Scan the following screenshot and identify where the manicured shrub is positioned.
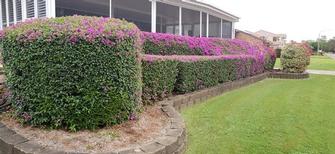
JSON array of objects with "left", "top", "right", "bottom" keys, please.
[
  {"left": 175, "top": 55, "right": 262, "bottom": 93},
  {"left": 1, "top": 16, "right": 142, "bottom": 131},
  {"left": 142, "top": 55, "right": 179, "bottom": 104},
  {"left": 281, "top": 44, "right": 311, "bottom": 73},
  {"left": 142, "top": 32, "right": 276, "bottom": 70},
  {"left": 142, "top": 55, "right": 263, "bottom": 94}
]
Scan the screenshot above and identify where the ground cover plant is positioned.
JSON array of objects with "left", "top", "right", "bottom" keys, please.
[
  {"left": 1, "top": 16, "right": 142, "bottom": 131},
  {"left": 182, "top": 75, "right": 335, "bottom": 154}
]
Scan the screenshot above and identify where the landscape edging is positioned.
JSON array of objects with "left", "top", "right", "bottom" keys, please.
[{"left": 0, "top": 71, "right": 311, "bottom": 154}]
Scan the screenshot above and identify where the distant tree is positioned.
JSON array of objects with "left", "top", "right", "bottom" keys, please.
[{"left": 327, "top": 38, "right": 335, "bottom": 53}]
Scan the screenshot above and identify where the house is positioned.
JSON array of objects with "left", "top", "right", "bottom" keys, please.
[
  {"left": 235, "top": 29, "right": 268, "bottom": 45},
  {"left": 0, "top": 0, "right": 239, "bottom": 39},
  {"left": 254, "top": 30, "right": 287, "bottom": 49}
]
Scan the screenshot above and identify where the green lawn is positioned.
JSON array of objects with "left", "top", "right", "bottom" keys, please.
[
  {"left": 275, "top": 56, "right": 335, "bottom": 70},
  {"left": 182, "top": 75, "right": 335, "bottom": 154}
]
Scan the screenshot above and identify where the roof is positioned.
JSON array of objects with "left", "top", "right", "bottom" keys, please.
[
  {"left": 157, "top": 0, "right": 239, "bottom": 22},
  {"left": 235, "top": 29, "right": 262, "bottom": 40},
  {"left": 255, "top": 30, "right": 287, "bottom": 38},
  {"left": 186, "top": 0, "right": 239, "bottom": 21}
]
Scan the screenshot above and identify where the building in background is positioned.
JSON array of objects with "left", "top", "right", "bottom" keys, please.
[
  {"left": 0, "top": 0, "right": 239, "bottom": 39},
  {"left": 254, "top": 30, "right": 287, "bottom": 49},
  {"left": 235, "top": 29, "right": 267, "bottom": 45}
]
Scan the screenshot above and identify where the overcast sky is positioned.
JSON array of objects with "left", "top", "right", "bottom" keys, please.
[{"left": 203, "top": 0, "right": 335, "bottom": 41}]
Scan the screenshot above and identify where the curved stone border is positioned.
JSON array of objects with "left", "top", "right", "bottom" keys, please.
[
  {"left": 268, "top": 71, "right": 310, "bottom": 79},
  {"left": 0, "top": 105, "right": 186, "bottom": 154},
  {"left": 1, "top": 71, "right": 311, "bottom": 154}
]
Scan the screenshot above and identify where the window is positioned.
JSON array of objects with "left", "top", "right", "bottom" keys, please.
[
  {"left": 222, "top": 20, "right": 232, "bottom": 38},
  {"left": 112, "top": 0, "right": 151, "bottom": 32},
  {"left": 26, "top": 0, "right": 34, "bottom": 18},
  {"left": 56, "top": 0, "right": 109, "bottom": 17},
  {"left": 202, "top": 12, "right": 207, "bottom": 37},
  {"left": 208, "top": 15, "right": 221, "bottom": 37},
  {"left": 182, "top": 8, "right": 200, "bottom": 37},
  {"left": 37, "top": 0, "right": 46, "bottom": 18},
  {"left": 156, "top": 2, "right": 179, "bottom": 35}
]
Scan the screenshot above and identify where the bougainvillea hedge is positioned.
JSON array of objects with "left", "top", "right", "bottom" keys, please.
[
  {"left": 143, "top": 55, "right": 264, "bottom": 95},
  {"left": 1, "top": 16, "right": 142, "bottom": 131},
  {"left": 142, "top": 32, "right": 276, "bottom": 70},
  {"left": 142, "top": 58, "right": 179, "bottom": 104}
]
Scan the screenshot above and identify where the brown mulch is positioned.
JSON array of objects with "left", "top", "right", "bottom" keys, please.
[{"left": 0, "top": 106, "right": 168, "bottom": 153}]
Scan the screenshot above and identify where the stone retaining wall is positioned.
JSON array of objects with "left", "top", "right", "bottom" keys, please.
[
  {"left": 0, "top": 71, "right": 310, "bottom": 154},
  {"left": 268, "top": 71, "right": 310, "bottom": 79}
]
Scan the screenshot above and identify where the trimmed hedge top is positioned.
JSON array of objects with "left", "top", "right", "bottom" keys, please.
[
  {"left": 1, "top": 16, "right": 142, "bottom": 131},
  {"left": 1, "top": 15, "right": 141, "bottom": 45}
]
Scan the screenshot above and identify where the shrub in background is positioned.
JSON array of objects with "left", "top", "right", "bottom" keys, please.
[
  {"left": 281, "top": 44, "right": 311, "bottom": 73},
  {"left": 142, "top": 55, "right": 178, "bottom": 104},
  {"left": 1, "top": 16, "right": 142, "bottom": 131}
]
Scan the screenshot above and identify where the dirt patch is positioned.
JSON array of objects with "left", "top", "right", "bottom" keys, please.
[{"left": 0, "top": 105, "right": 168, "bottom": 153}]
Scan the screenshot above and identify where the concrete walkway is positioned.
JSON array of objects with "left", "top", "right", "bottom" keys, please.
[
  {"left": 326, "top": 53, "right": 335, "bottom": 60},
  {"left": 307, "top": 70, "right": 335, "bottom": 76}
]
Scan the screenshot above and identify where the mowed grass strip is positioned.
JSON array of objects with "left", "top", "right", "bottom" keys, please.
[{"left": 182, "top": 75, "right": 335, "bottom": 154}]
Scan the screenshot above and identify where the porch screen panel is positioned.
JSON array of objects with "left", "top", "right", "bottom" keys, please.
[
  {"left": 1, "top": 0, "right": 6, "bottom": 27},
  {"left": 8, "top": 0, "right": 14, "bottom": 25},
  {"left": 156, "top": 2, "right": 179, "bottom": 35},
  {"left": 222, "top": 20, "right": 232, "bottom": 38},
  {"left": 112, "top": 0, "right": 151, "bottom": 32},
  {"left": 26, "top": 0, "right": 34, "bottom": 18},
  {"left": 182, "top": 8, "right": 200, "bottom": 37},
  {"left": 56, "top": 0, "right": 109, "bottom": 17},
  {"left": 208, "top": 15, "right": 221, "bottom": 37},
  {"left": 201, "top": 12, "right": 206, "bottom": 37},
  {"left": 37, "top": 0, "right": 46, "bottom": 17},
  {"left": 16, "top": 0, "right": 22, "bottom": 21}
]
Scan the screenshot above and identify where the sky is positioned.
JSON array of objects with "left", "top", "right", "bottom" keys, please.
[{"left": 202, "top": 0, "right": 335, "bottom": 42}]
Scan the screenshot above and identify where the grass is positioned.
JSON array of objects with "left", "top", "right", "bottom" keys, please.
[
  {"left": 182, "top": 75, "right": 335, "bottom": 154},
  {"left": 275, "top": 55, "right": 335, "bottom": 70}
]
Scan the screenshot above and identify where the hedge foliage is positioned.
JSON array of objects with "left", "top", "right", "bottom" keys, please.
[
  {"left": 142, "top": 58, "right": 178, "bottom": 104},
  {"left": 281, "top": 44, "right": 311, "bottom": 73},
  {"left": 1, "top": 16, "right": 142, "bottom": 131},
  {"left": 142, "top": 55, "right": 263, "bottom": 96}
]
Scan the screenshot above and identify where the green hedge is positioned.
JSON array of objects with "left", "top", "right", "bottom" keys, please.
[
  {"left": 142, "top": 59, "right": 178, "bottom": 104},
  {"left": 1, "top": 16, "right": 142, "bottom": 131},
  {"left": 142, "top": 55, "right": 261, "bottom": 95}
]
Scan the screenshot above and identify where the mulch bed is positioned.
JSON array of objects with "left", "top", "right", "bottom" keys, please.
[{"left": 0, "top": 105, "right": 168, "bottom": 153}]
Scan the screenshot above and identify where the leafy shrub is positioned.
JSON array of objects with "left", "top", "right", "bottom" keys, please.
[
  {"left": 1, "top": 16, "right": 142, "bottom": 131},
  {"left": 142, "top": 56, "right": 179, "bottom": 104},
  {"left": 142, "top": 32, "right": 276, "bottom": 70},
  {"left": 281, "top": 44, "right": 311, "bottom": 73},
  {"left": 141, "top": 55, "right": 263, "bottom": 94},
  {"left": 175, "top": 55, "right": 262, "bottom": 93}
]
